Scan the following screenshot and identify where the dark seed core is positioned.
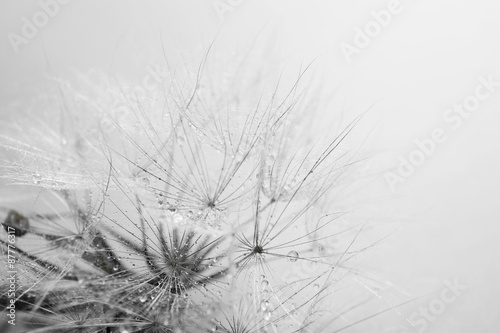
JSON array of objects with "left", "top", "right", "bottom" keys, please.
[{"left": 253, "top": 245, "right": 264, "bottom": 254}]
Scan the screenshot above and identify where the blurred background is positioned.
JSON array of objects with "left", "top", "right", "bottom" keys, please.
[{"left": 1, "top": 0, "right": 499, "bottom": 331}]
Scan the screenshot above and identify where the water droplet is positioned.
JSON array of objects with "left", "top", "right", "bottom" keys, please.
[
  {"left": 313, "top": 284, "right": 320, "bottom": 291},
  {"left": 139, "top": 296, "right": 147, "bottom": 303},
  {"left": 264, "top": 310, "right": 272, "bottom": 321},
  {"left": 140, "top": 177, "right": 150, "bottom": 186},
  {"left": 287, "top": 250, "right": 299, "bottom": 262},
  {"left": 32, "top": 173, "right": 42, "bottom": 184},
  {"left": 261, "top": 280, "right": 269, "bottom": 288},
  {"left": 260, "top": 300, "right": 269, "bottom": 311},
  {"left": 173, "top": 213, "right": 183, "bottom": 224}
]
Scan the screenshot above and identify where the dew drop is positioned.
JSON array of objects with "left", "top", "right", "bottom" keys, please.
[
  {"left": 287, "top": 250, "right": 299, "bottom": 262},
  {"left": 264, "top": 310, "right": 272, "bottom": 321},
  {"left": 141, "top": 177, "right": 150, "bottom": 186},
  {"left": 32, "top": 173, "right": 42, "bottom": 184},
  {"left": 260, "top": 300, "right": 269, "bottom": 311}
]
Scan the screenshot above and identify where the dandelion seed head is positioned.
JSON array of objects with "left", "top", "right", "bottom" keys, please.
[
  {"left": 0, "top": 38, "right": 397, "bottom": 333},
  {"left": 252, "top": 245, "right": 264, "bottom": 255}
]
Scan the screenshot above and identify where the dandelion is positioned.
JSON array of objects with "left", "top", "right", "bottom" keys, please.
[{"left": 0, "top": 41, "right": 403, "bottom": 333}]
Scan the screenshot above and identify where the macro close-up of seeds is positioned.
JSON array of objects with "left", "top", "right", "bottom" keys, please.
[{"left": 1, "top": 1, "right": 500, "bottom": 332}]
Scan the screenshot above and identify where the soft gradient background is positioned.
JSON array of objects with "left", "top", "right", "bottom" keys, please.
[{"left": 1, "top": 0, "right": 499, "bottom": 332}]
